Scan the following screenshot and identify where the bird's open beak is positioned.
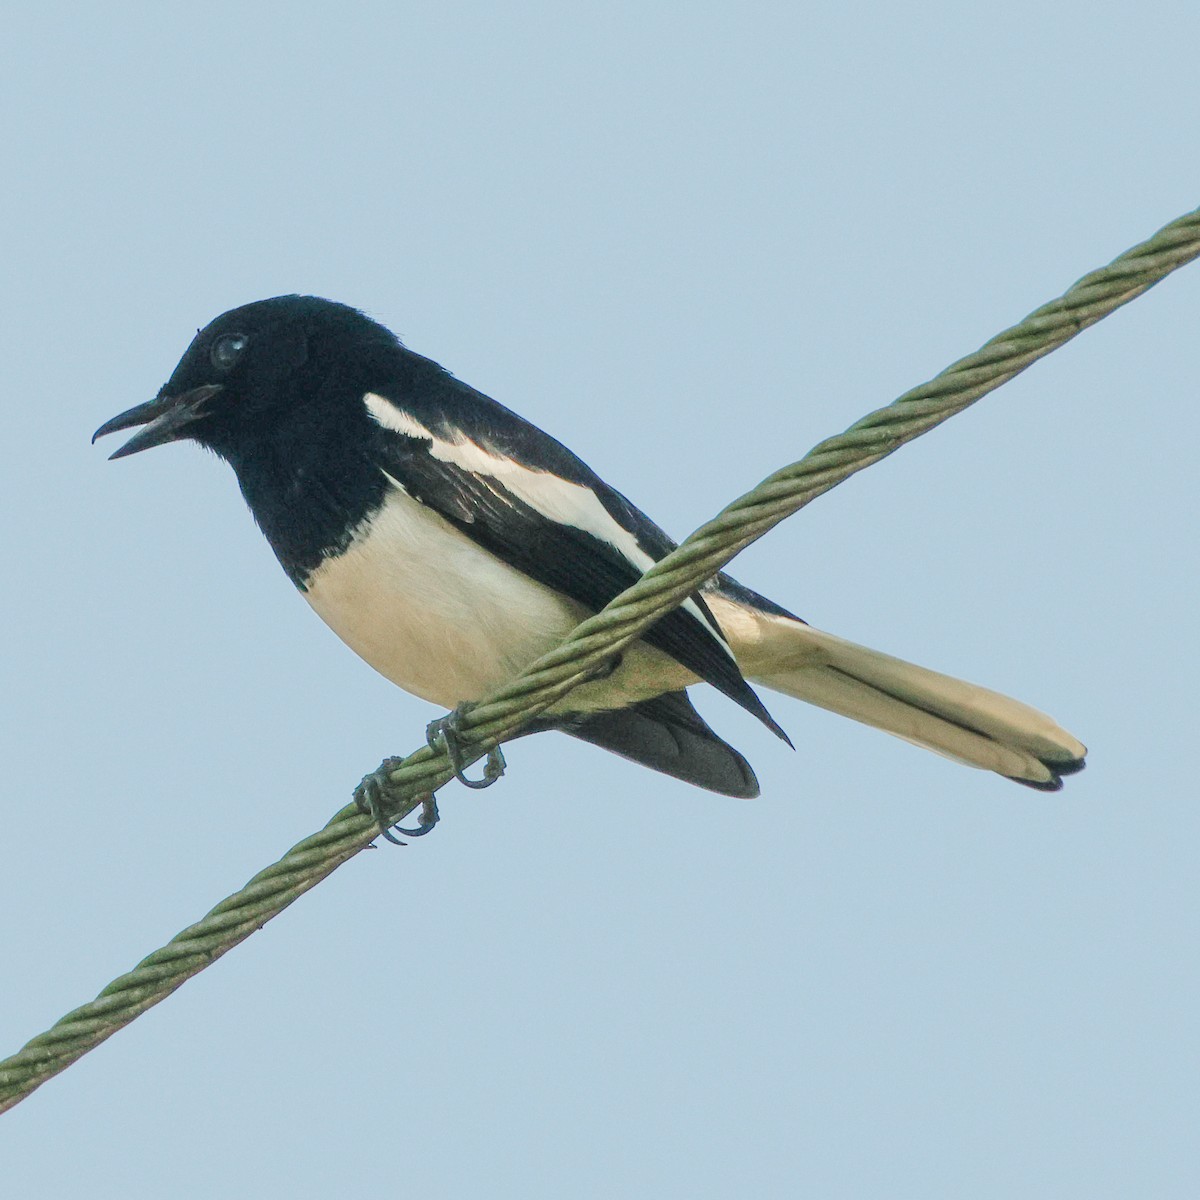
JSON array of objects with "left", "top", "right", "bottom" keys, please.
[{"left": 92, "top": 384, "right": 224, "bottom": 459}]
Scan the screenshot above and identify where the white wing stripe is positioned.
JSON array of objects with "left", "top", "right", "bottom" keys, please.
[{"left": 363, "top": 392, "right": 732, "bottom": 653}]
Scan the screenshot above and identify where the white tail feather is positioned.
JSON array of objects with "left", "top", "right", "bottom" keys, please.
[{"left": 707, "top": 596, "right": 1086, "bottom": 788}]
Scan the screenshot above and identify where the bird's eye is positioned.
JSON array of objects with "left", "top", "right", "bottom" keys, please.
[{"left": 211, "top": 333, "right": 249, "bottom": 371}]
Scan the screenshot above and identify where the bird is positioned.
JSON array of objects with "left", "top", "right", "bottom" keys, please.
[{"left": 94, "top": 295, "right": 1086, "bottom": 834}]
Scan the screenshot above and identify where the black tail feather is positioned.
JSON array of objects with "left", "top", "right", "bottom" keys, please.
[{"left": 558, "top": 692, "right": 759, "bottom": 798}]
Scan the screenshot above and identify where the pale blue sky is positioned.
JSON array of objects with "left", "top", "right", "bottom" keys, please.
[{"left": 2, "top": 3, "right": 1197, "bottom": 1196}]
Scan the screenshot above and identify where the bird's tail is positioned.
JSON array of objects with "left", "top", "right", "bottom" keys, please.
[{"left": 715, "top": 601, "right": 1086, "bottom": 789}]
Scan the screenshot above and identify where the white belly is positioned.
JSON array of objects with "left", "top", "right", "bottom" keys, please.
[{"left": 301, "top": 486, "right": 694, "bottom": 714}]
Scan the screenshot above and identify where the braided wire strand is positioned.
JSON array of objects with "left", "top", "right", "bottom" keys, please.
[{"left": 2, "top": 207, "right": 1197, "bottom": 1112}]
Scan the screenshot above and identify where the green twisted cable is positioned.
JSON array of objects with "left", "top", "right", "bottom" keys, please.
[{"left": 2, "top": 207, "right": 1197, "bottom": 1113}]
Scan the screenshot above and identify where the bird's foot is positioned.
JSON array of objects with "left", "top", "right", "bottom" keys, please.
[
  {"left": 354, "top": 757, "right": 441, "bottom": 846},
  {"left": 426, "top": 705, "right": 507, "bottom": 790}
]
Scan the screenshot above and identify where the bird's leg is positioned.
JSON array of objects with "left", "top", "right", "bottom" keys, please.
[
  {"left": 354, "top": 757, "right": 441, "bottom": 845},
  {"left": 426, "top": 704, "right": 507, "bottom": 790},
  {"left": 353, "top": 702, "right": 504, "bottom": 845}
]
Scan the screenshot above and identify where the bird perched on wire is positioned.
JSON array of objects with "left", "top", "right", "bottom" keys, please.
[{"left": 94, "top": 296, "right": 1086, "bottom": 837}]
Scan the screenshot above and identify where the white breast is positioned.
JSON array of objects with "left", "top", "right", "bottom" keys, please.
[{"left": 301, "top": 484, "right": 694, "bottom": 714}]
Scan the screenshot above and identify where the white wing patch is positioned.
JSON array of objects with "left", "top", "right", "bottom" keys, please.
[{"left": 363, "top": 391, "right": 733, "bottom": 653}]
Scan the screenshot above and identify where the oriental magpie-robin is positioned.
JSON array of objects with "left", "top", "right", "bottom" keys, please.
[{"left": 94, "top": 295, "right": 1086, "bottom": 822}]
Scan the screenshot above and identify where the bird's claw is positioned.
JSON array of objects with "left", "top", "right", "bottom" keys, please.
[
  {"left": 352, "top": 706, "right": 504, "bottom": 846},
  {"left": 426, "top": 705, "right": 507, "bottom": 790},
  {"left": 354, "top": 757, "right": 440, "bottom": 845},
  {"left": 395, "top": 794, "right": 441, "bottom": 839}
]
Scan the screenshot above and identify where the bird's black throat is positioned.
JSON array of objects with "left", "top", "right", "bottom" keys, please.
[{"left": 219, "top": 407, "right": 391, "bottom": 589}]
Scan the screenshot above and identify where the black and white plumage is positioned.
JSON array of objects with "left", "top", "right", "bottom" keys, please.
[{"left": 94, "top": 295, "right": 1087, "bottom": 800}]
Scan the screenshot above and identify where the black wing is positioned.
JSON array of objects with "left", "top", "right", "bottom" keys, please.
[{"left": 366, "top": 376, "right": 787, "bottom": 739}]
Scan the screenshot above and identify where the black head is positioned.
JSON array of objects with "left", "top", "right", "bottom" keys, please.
[{"left": 93, "top": 295, "right": 400, "bottom": 463}]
